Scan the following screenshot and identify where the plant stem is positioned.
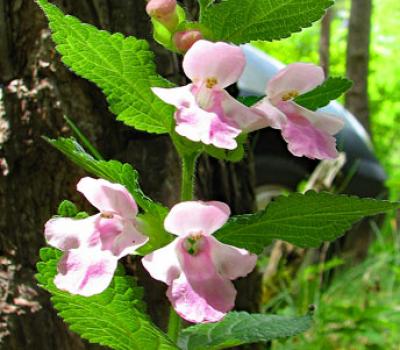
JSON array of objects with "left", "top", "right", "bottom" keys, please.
[
  {"left": 180, "top": 153, "right": 198, "bottom": 201},
  {"left": 167, "top": 152, "right": 198, "bottom": 342}
]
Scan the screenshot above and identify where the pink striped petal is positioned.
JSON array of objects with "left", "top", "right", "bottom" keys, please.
[
  {"left": 167, "top": 274, "right": 229, "bottom": 323},
  {"left": 142, "top": 240, "right": 181, "bottom": 285},
  {"left": 281, "top": 113, "right": 339, "bottom": 159},
  {"left": 183, "top": 40, "right": 245, "bottom": 89},
  {"left": 77, "top": 177, "right": 138, "bottom": 219},
  {"left": 267, "top": 63, "right": 324, "bottom": 105},
  {"left": 170, "top": 236, "right": 236, "bottom": 323},
  {"left": 164, "top": 201, "right": 230, "bottom": 236},
  {"left": 54, "top": 249, "right": 117, "bottom": 296},
  {"left": 95, "top": 217, "right": 148, "bottom": 258},
  {"left": 45, "top": 215, "right": 98, "bottom": 251},
  {"left": 221, "top": 91, "right": 270, "bottom": 132},
  {"left": 252, "top": 98, "right": 287, "bottom": 129},
  {"left": 209, "top": 236, "right": 257, "bottom": 280},
  {"left": 152, "top": 85, "right": 195, "bottom": 109}
]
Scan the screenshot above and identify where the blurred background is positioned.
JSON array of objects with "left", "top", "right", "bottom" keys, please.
[{"left": 0, "top": 0, "right": 399, "bottom": 349}]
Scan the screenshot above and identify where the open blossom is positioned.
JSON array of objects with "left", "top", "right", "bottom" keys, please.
[
  {"left": 253, "top": 63, "right": 345, "bottom": 159},
  {"left": 142, "top": 201, "right": 257, "bottom": 323},
  {"left": 45, "top": 177, "right": 148, "bottom": 296},
  {"left": 152, "top": 40, "right": 268, "bottom": 150}
]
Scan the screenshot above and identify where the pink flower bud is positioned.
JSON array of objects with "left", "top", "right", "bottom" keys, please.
[
  {"left": 146, "top": 0, "right": 178, "bottom": 31},
  {"left": 173, "top": 30, "right": 203, "bottom": 53}
]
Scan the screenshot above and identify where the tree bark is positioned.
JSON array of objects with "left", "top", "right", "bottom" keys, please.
[
  {"left": 345, "top": 0, "right": 373, "bottom": 133},
  {"left": 319, "top": 8, "right": 332, "bottom": 76},
  {"left": 0, "top": 1, "right": 259, "bottom": 349}
]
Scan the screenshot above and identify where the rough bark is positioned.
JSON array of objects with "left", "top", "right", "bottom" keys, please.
[
  {"left": 0, "top": 1, "right": 259, "bottom": 349},
  {"left": 319, "top": 8, "right": 332, "bottom": 76},
  {"left": 345, "top": 0, "right": 373, "bottom": 133}
]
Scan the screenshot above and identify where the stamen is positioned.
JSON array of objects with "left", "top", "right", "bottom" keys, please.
[
  {"left": 205, "top": 77, "right": 218, "bottom": 89},
  {"left": 183, "top": 232, "right": 204, "bottom": 256},
  {"left": 100, "top": 211, "right": 114, "bottom": 219},
  {"left": 282, "top": 90, "right": 299, "bottom": 101}
]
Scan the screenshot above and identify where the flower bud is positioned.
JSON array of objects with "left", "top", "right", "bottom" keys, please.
[
  {"left": 173, "top": 30, "right": 203, "bottom": 53},
  {"left": 146, "top": 0, "right": 178, "bottom": 31}
]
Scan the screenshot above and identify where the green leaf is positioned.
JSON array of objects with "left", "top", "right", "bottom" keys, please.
[
  {"left": 57, "top": 200, "right": 78, "bottom": 217},
  {"left": 237, "top": 96, "right": 264, "bottom": 107},
  {"left": 215, "top": 191, "right": 400, "bottom": 254},
  {"left": 36, "top": 0, "right": 174, "bottom": 134},
  {"left": 200, "top": 0, "right": 334, "bottom": 44},
  {"left": 45, "top": 136, "right": 173, "bottom": 252},
  {"left": 295, "top": 77, "right": 353, "bottom": 110},
  {"left": 178, "top": 312, "right": 313, "bottom": 350},
  {"left": 36, "top": 248, "right": 178, "bottom": 350},
  {"left": 203, "top": 133, "right": 248, "bottom": 163}
]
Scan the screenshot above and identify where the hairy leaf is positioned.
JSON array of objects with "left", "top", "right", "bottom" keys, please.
[
  {"left": 295, "top": 77, "right": 353, "bottom": 110},
  {"left": 178, "top": 311, "right": 313, "bottom": 350},
  {"left": 36, "top": 248, "right": 178, "bottom": 350},
  {"left": 215, "top": 191, "right": 399, "bottom": 254},
  {"left": 37, "top": 0, "right": 174, "bottom": 134},
  {"left": 201, "top": 0, "right": 334, "bottom": 44}
]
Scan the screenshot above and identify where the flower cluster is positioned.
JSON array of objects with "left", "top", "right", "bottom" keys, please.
[
  {"left": 45, "top": 178, "right": 256, "bottom": 322},
  {"left": 154, "top": 40, "right": 344, "bottom": 160},
  {"left": 44, "top": 35, "right": 344, "bottom": 324}
]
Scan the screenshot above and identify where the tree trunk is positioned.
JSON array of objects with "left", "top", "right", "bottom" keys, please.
[
  {"left": 0, "top": 1, "right": 259, "bottom": 349},
  {"left": 345, "top": 0, "right": 372, "bottom": 133},
  {"left": 319, "top": 8, "right": 332, "bottom": 76}
]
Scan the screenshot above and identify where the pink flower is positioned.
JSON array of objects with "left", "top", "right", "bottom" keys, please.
[
  {"left": 254, "top": 63, "right": 345, "bottom": 159},
  {"left": 152, "top": 40, "right": 268, "bottom": 150},
  {"left": 45, "top": 177, "right": 148, "bottom": 296},
  {"left": 142, "top": 201, "right": 257, "bottom": 323},
  {"left": 146, "top": 0, "right": 178, "bottom": 31}
]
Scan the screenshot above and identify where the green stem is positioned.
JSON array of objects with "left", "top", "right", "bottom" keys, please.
[
  {"left": 180, "top": 153, "right": 198, "bottom": 201},
  {"left": 167, "top": 152, "right": 198, "bottom": 342}
]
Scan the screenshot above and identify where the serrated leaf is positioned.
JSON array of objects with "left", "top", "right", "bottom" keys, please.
[
  {"left": 36, "top": 248, "right": 178, "bottom": 350},
  {"left": 178, "top": 312, "right": 312, "bottom": 350},
  {"left": 295, "top": 77, "right": 353, "bottom": 110},
  {"left": 200, "top": 0, "right": 334, "bottom": 44},
  {"left": 215, "top": 191, "right": 400, "bottom": 254},
  {"left": 46, "top": 136, "right": 173, "bottom": 252},
  {"left": 36, "top": 0, "right": 174, "bottom": 134}
]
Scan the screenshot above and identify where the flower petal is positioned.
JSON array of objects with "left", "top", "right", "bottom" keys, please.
[
  {"left": 169, "top": 236, "right": 236, "bottom": 323},
  {"left": 292, "top": 103, "right": 344, "bottom": 135},
  {"left": 77, "top": 177, "right": 138, "bottom": 218},
  {"left": 175, "top": 104, "right": 241, "bottom": 150},
  {"left": 167, "top": 274, "right": 229, "bottom": 323},
  {"left": 267, "top": 63, "right": 324, "bottom": 105},
  {"left": 95, "top": 217, "right": 148, "bottom": 258},
  {"left": 54, "top": 248, "right": 117, "bottom": 296},
  {"left": 209, "top": 236, "right": 257, "bottom": 280},
  {"left": 281, "top": 113, "right": 339, "bottom": 159},
  {"left": 221, "top": 91, "right": 270, "bottom": 132},
  {"left": 183, "top": 40, "right": 245, "bottom": 88},
  {"left": 45, "top": 215, "right": 98, "bottom": 251},
  {"left": 151, "top": 85, "right": 195, "bottom": 109},
  {"left": 142, "top": 239, "right": 181, "bottom": 285},
  {"left": 252, "top": 98, "right": 287, "bottom": 129},
  {"left": 164, "top": 201, "right": 230, "bottom": 236}
]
